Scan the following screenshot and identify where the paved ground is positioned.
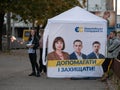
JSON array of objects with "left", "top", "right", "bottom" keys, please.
[{"left": 0, "top": 49, "right": 110, "bottom": 90}]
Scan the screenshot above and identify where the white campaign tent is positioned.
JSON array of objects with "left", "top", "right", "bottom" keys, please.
[{"left": 42, "top": 6, "right": 107, "bottom": 78}]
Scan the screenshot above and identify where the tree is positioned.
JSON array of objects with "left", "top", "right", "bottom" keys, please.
[
  {"left": 0, "top": 0, "right": 9, "bottom": 51},
  {"left": 0, "top": 0, "right": 82, "bottom": 51},
  {"left": 0, "top": 12, "right": 5, "bottom": 51},
  {"left": 10, "top": 0, "right": 81, "bottom": 27}
]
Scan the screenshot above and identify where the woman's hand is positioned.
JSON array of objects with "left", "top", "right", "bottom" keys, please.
[
  {"left": 26, "top": 44, "right": 34, "bottom": 48},
  {"left": 29, "top": 44, "right": 34, "bottom": 48}
]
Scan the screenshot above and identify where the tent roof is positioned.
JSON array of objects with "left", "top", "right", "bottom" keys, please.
[{"left": 48, "top": 6, "right": 106, "bottom": 23}]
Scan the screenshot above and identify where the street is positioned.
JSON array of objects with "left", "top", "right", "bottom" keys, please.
[{"left": 0, "top": 49, "right": 108, "bottom": 90}]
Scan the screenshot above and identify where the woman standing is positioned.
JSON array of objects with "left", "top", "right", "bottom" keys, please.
[
  {"left": 26, "top": 29, "right": 40, "bottom": 77},
  {"left": 39, "top": 30, "right": 47, "bottom": 74}
]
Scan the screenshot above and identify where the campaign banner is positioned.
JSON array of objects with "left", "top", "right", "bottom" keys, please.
[
  {"left": 46, "top": 23, "right": 106, "bottom": 78},
  {"left": 47, "top": 59, "right": 105, "bottom": 78}
]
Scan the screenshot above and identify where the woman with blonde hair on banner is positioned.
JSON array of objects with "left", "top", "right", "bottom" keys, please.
[{"left": 47, "top": 37, "right": 69, "bottom": 60}]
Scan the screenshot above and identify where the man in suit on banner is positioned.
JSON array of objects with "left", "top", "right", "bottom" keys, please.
[
  {"left": 70, "top": 39, "right": 86, "bottom": 60},
  {"left": 87, "top": 41, "right": 105, "bottom": 59}
]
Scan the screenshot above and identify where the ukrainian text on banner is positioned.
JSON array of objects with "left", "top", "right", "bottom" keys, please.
[
  {"left": 46, "top": 23, "right": 106, "bottom": 78},
  {"left": 47, "top": 59, "right": 105, "bottom": 78}
]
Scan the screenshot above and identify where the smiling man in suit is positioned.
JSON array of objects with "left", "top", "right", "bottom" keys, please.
[
  {"left": 87, "top": 41, "right": 105, "bottom": 59},
  {"left": 70, "top": 39, "right": 86, "bottom": 60}
]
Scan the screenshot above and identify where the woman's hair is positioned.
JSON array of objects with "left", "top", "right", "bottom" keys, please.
[
  {"left": 28, "top": 29, "right": 37, "bottom": 41},
  {"left": 111, "top": 30, "right": 117, "bottom": 36},
  {"left": 52, "top": 37, "right": 65, "bottom": 50},
  {"left": 104, "top": 11, "right": 110, "bottom": 17}
]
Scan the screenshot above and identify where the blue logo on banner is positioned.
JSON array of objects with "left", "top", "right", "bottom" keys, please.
[
  {"left": 75, "top": 26, "right": 103, "bottom": 32},
  {"left": 75, "top": 27, "right": 84, "bottom": 32}
]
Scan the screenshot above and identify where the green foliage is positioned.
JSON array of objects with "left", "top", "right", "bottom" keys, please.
[{"left": 0, "top": 0, "right": 81, "bottom": 25}]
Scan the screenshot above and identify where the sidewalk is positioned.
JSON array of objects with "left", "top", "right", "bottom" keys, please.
[
  {"left": 0, "top": 49, "right": 30, "bottom": 80},
  {"left": 0, "top": 49, "right": 112, "bottom": 90}
]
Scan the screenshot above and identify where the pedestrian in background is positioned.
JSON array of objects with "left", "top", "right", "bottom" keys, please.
[
  {"left": 26, "top": 29, "right": 40, "bottom": 77},
  {"left": 117, "top": 31, "right": 120, "bottom": 40},
  {"left": 117, "top": 31, "right": 120, "bottom": 60},
  {"left": 101, "top": 30, "right": 120, "bottom": 81},
  {"left": 39, "top": 30, "right": 47, "bottom": 75}
]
